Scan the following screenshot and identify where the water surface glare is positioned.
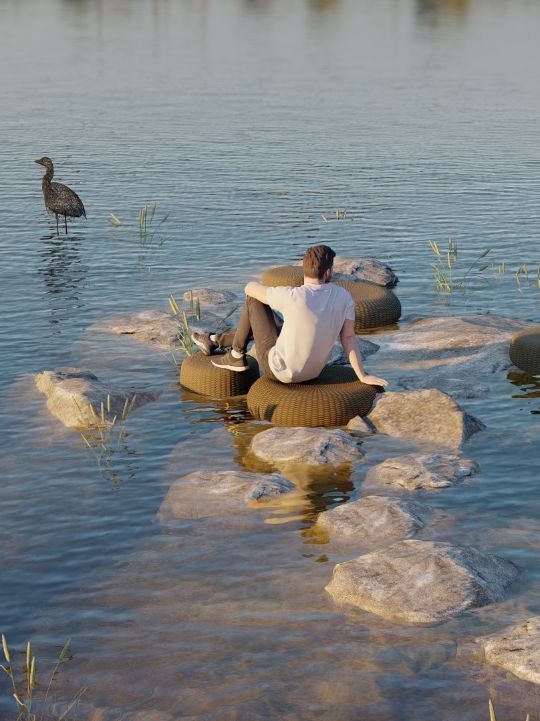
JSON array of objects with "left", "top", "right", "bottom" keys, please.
[{"left": 1, "top": 0, "right": 540, "bottom": 719}]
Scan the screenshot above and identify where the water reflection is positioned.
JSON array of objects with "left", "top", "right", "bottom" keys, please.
[
  {"left": 37, "top": 234, "right": 87, "bottom": 330},
  {"left": 307, "top": 0, "right": 341, "bottom": 12},
  {"left": 507, "top": 370, "right": 540, "bottom": 415},
  {"left": 416, "top": 0, "right": 469, "bottom": 25},
  {"left": 178, "top": 386, "right": 356, "bottom": 521}
]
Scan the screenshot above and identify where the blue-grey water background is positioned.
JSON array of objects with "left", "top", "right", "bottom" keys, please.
[{"left": 1, "top": 0, "right": 540, "bottom": 719}]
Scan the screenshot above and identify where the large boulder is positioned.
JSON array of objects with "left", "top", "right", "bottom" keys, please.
[
  {"left": 35, "top": 368, "right": 157, "bottom": 429},
  {"left": 364, "top": 453, "right": 479, "bottom": 490},
  {"left": 325, "top": 539, "right": 519, "bottom": 624},
  {"left": 368, "top": 389, "right": 485, "bottom": 448},
  {"left": 476, "top": 617, "right": 540, "bottom": 685},
  {"left": 250, "top": 427, "right": 363, "bottom": 466},
  {"left": 157, "top": 469, "right": 296, "bottom": 521},
  {"left": 293, "top": 256, "right": 398, "bottom": 287},
  {"left": 372, "top": 315, "right": 534, "bottom": 398},
  {"left": 100, "top": 308, "right": 227, "bottom": 352},
  {"left": 316, "top": 496, "right": 429, "bottom": 545},
  {"left": 332, "top": 257, "right": 399, "bottom": 287}
]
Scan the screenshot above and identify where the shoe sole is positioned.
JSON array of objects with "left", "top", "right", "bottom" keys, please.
[
  {"left": 210, "top": 361, "right": 248, "bottom": 372},
  {"left": 191, "top": 337, "right": 212, "bottom": 356}
]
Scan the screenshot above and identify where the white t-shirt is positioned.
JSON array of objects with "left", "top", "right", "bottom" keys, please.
[{"left": 265, "top": 282, "right": 355, "bottom": 383}]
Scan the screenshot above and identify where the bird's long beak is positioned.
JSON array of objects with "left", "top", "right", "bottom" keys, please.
[{"left": 34, "top": 159, "right": 43, "bottom": 165}]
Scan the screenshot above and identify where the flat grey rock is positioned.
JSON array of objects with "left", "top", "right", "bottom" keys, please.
[
  {"left": 157, "top": 470, "right": 296, "bottom": 521},
  {"left": 373, "top": 315, "right": 534, "bottom": 398},
  {"left": 476, "top": 617, "right": 540, "bottom": 685},
  {"left": 34, "top": 368, "right": 157, "bottom": 430},
  {"left": 325, "top": 539, "right": 519, "bottom": 624},
  {"left": 250, "top": 427, "right": 363, "bottom": 466},
  {"left": 101, "top": 308, "right": 225, "bottom": 351},
  {"left": 317, "top": 496, "right": 429, "bottom": 545},
  {"left": 368, "top": 389, "right": 485, "bottom": 448},
  {"left": 182, "top": 288, "right": 237, "bottom": 305},
  {"left": 365, "top": 452, "right": 479, "bottom": 490}
]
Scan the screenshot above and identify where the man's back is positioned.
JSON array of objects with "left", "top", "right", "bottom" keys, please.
[{"left": 265, "top": 282, "right": 355, "bottom": 383}]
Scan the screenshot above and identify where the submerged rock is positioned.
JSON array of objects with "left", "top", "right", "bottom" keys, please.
[
  {"left": 182, "top": 288, "right": 237, "bottom": 305},
  {"left": 368, "top": 389, "right": 485, "bottom": 448},
  {"left": 100, "top": 308, "right": 226, "bottom": 352},
  {"left": 476, "top": 617, "right": 540, "bottom": 685},
  {"left": 250, "top": 427, "right": 363, "bottom": 466},
  {"left": 325, "top": 539, "right": 519, "bottom": 624},
  {"left": 365, "top": 453, "right": 479, "bottom": 490},
  {"left": 157, "top": 469, "right": 296, "bottom": 521},
  {"left": 317, "top": 496, "right": 429, "bottom": 545},
  {"left": 373, "top": 315, "right": 534, "bottom": 398},
  {"left": 34, "top": 368, "right": 157, "bottom": 429}
]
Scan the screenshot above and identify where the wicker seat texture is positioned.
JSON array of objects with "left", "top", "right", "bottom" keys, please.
[
  {"left": 261, "top": 265, "right": 401, "bottom": 331},
  {"left": 509, "top": 327, "right": 540, "bottom": 375},
  {"left": 247, "top": 365, "right": 379, "bottom": 427},
  {"left": 180, "top": 352, "right": 260, "bottom": 398},
  {"left": 261, "top": 265, "right": 304, "bottom": 287}
]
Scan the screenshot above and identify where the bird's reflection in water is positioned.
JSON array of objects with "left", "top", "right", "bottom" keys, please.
[
  {"left": 415, "top": 0, "right": 469, "bottom": 26},
  {"left": 507, "top": 371, "right": 540, "bottom": 415},
  {"left": 37, "top": 233, "right": 87, "bottom": 332}
]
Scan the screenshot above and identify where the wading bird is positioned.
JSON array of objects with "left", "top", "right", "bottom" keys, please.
[{"left": 35, "top": 157, "right": 86, "bottom": 234}]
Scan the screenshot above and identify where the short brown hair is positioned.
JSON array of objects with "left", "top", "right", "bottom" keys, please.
[{"left": 303, "top": 245, "right": 336, "bottom": 280}]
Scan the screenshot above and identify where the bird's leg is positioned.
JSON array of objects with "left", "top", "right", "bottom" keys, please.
[
  {"left": 55, "top": 214, "right": 59, "bottom": 235},
  {"left": 64, "top": 215, "right": 68, "bottom": 234}
]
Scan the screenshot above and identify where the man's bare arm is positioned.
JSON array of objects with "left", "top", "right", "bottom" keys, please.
[
  {"left": 244, "top": 281, "right": 268, "bottom": 304},
  {"left": 340, "top": 319, "right": 388, "bottom": 387}
]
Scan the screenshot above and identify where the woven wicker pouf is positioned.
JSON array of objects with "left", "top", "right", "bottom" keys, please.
[
  {"left": 247, "top": 365, "right": 379, "bottom": 427},
  {"left": 261, "top": 265, "right": 401, "bottom": 331},
  {"left": 509, "top": 327, "right": 540, "bottom": 375},
  {"left": 180, "top": 352, "right": 260, "bottom": 398}
]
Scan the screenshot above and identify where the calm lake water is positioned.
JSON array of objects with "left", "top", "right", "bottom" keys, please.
[{"left": 1, "top": 0, "right": 540, "bottom": 719}]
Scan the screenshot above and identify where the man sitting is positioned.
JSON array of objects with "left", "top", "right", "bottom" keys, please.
[{"left": 191, "top": 244, "right": 388, "bottom": 388}]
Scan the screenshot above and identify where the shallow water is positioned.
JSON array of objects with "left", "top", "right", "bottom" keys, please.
[{"left": 1, "top": 0, "right": 540, "bottom": 719}]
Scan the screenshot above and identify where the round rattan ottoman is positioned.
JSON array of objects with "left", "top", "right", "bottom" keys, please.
[
  {"left": 509, "top": 327, "right": 540, "bottom": 375},
  {"left": 180, "top": 352, "right": 260, "bottom": 397},
  {"left": 247, "top": 365, "right": 380, "bottom": 427},
  {"left": 261, "top": 265, "right": 401, "bottom": 331}
]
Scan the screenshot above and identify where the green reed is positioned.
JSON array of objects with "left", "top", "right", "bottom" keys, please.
[
  {"left": 108, "top": 203, "right": 170, "bottom": 247},
  {"left": 1, "top": 635, "right": 83, "bottom": 721},
  {"left": 489, "top": 698, "right": 529, "bottom": 721},
  {"left": 79, "top": 393, "right": 137, "bottom": 475},
  {"left": 429, "top": 238, "right": 491, "bottom": 293},
  {"left": 168, "top": 292, "right": 238, "bottom": 361},
  {"left": 321, "top": 208, "right": 348, "bottom": 222}
]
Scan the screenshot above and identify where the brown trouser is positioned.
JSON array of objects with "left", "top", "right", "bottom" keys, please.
[{"left": 215, "top": 297, "right": 281, "bottom": 381}]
